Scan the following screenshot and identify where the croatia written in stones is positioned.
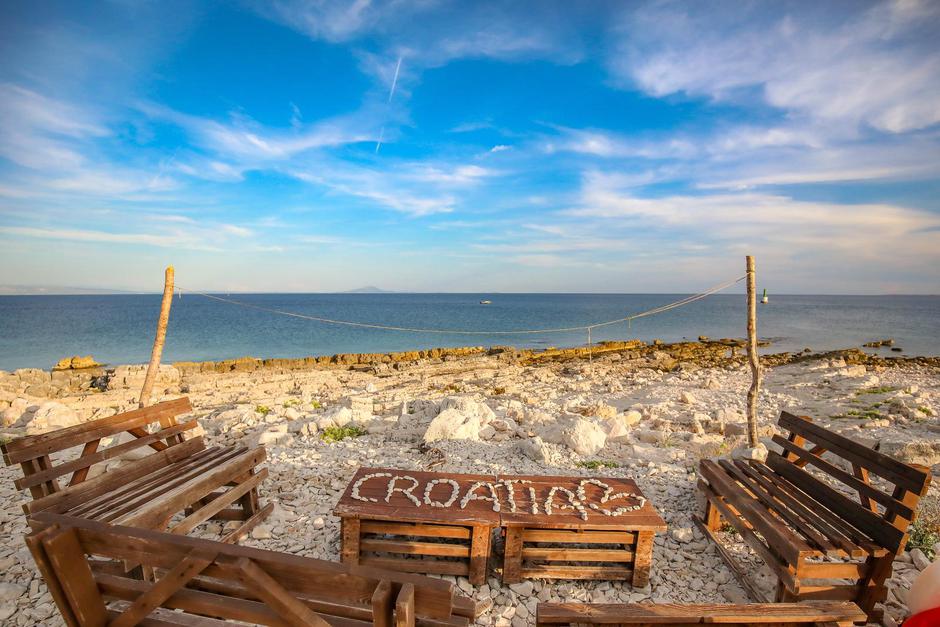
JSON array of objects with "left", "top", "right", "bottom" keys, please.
[{"left": 350, "top": 472, "right": 646, "bottom": 521}]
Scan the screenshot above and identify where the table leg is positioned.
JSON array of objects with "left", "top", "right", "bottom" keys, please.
[
  {"left": 469, "top": 525, "right": 491, "bottom": 585},
  {"left": 502, "top": 526, "right": 524, "bottom": 584},
  {"left": 632, "top": 530, "right": 654, "bottom": 588},
  {"left": 341, "top": 517, "right": 361, "bottom": 566}
]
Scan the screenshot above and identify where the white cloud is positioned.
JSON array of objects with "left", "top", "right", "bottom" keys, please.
[
  {"left": 0, "top": 226, "right": 222, "bottom": 251},
  {"left": 0, "top": 83, "right": 107, "bottom": 170},
  {"left": 560, "top": 171, "right": 940, "bottom": 280},
  {"left": 613, "top": 1, "right": 940, "bottom": 133}
]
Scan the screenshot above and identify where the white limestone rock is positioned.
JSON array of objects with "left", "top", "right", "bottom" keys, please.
[
  {"left": 423, "top": 408, "right": 482, "bottom": 442},
  {"left": 561, "top": 417, "right": 607, "bottom": 456},
  {"left": 731, "top": 443, "right": 768, "bottom": 462},
  {"left": 23, "top": 401, "right": 81, "bottom": 434}
]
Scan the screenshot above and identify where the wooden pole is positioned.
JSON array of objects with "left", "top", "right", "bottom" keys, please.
[
  {"left": 745, "top": 256, "right": 760, "bottom": 447},
  {"left": 139, "top": 266, "right": 175, "bottom": 408}
]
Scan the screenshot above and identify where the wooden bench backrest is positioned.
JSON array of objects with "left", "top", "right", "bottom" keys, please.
[
  {"left": 770, "top": 411, "right": 932, "bottom": 553},
  {"left": 28, "top": 512, "right": 464, "bottom": 627},
  {"left": 1, "top": 398, "right": 201, "bottom": 512}
]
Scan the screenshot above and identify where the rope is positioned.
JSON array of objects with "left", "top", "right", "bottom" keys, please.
[{"left": 176, "top": 275, "right": 745, "bottom": 336}]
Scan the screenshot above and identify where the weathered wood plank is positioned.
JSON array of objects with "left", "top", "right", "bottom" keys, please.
[
  {"left": 41, "top": 528, "right": 109, "bottom": 626},
  {"left": 15, "top": 421, "right": 197, "bottom": 491},
  {"left": 777, "top": 411, "right": 929, "bottom": 492},
  {"left": 2, "top": 398, "right": 192, "bottom": 463},
  {"left": 396, "top": 584, "right": 415, "bottom": 627},
  {"left": 535, "top": 601, "right": 866, "bottom": 625},
  {"left": 361, "top": 538, "right": 470, "bottom": 558},
  {"left": 109, "top": 548, "right": 217, "bottom": 627}
]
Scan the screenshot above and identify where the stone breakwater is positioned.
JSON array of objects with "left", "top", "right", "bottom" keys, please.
[{"left": 0, "top": 341, "right": 938, "bottom": 625}]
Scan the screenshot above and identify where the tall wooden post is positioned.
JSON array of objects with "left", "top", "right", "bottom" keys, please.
[
  {"left": 139, "top": 266, "right": 175, "bottom": 408},
  {"left": 745, "top": 256, "right": 760, "bottom": 447}
]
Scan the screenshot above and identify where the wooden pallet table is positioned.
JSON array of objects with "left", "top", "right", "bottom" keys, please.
[
  {"left": 335, "top": 468, "right": 667, "bottom": 587},
  {"left": 334, "top": 468, "right": 502, "bottom": 585},
  {"left": 499, "top": 474, "right": 666, "bottom": 586}
]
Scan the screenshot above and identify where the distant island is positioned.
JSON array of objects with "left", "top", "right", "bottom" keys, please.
[{"left": 342, "top": 286, "right": 395, "bottom": 294}]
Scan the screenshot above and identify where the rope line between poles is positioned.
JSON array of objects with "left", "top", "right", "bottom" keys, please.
[{"left": 176, "top": 275, "right": 745, "bottom": 336}]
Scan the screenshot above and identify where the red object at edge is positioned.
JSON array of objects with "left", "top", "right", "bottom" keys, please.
[{"left": 904, "top": 607, "right": 940, "bottom": 627}]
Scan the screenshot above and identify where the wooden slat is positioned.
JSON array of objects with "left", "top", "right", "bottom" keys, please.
[
  {"left": 372, "top": 580, "right": 393, "bottom": 627},
  {"left": 71, "top": 445, "right": 233, "bottom": 520},
  {"left": 522, "top": 547, "right": 634, "bottom": 562},
  {"left": 41, "top": 528, "right": 109, "bottom": 626},
  {"left": 733, "top": 460, "right": 864, "bottom": 558},
  {"left": 717, "top": 459, "right": 838, "bottom": 555},
  {"left": 109, "top": 548, "right": 218, "bottom": 627},
  {"left": 361, "top": 521, "right": 471, "bottom": 539},
  {"left": 127, "top": 426, "right": 169, "bottom": 452},
  {"left": 32, "top": 513, "right": 459, "bottom": 621},
  {"left": 766, "top": 452, "right": 904, "bottom": 551},
  {"left": 101, "top": 573, "right": 294, "bottom": 625},
  {"left": 771, "top": 435, "right": 914, "bottom": 520},
  {"left": 107, "top": 604, "right": 233, "bottom": 626},
  {"left": 2, "top": 398, "right": 192, "bottom": 464},
  {"left": 117, "top": 447, "right": 266, "bottom": 528},
  {"left": 396, "top": 584, "right": 415, "bottom": 627},
  {"left": 15, "top": 421, "right": 197, "bottom": 490},
  {"left": 227, "top": 556, "right": 331, "bottom": 626},
  {"left": 220, "top": 502, "right": 274, "bottom": 544},
  {"left": 468, "top": 525, "right": 491, "bottom": 586},
  {"left": 801, "top": 562, "right": 867, "bottom": 579},
  {"left": 169, "top": 468, "right": 268, "bottom": 536},
  {"left": 27, "top": 437, "right": 205, "bottom": 515},
  {"left": 25, "top": 526, "right": 81, "bottom": 627},
  {"left": 361, "top": 538, "right": 470, "bottom": 558},
  {"left": 777, "top": 412, "right": 929, "bottom": 492},
  {"left": 693, "top": 515, "right": 766, "bottom": 603},
  {"left": 68, "top": 440, "right": 100, "bottom": 486},
  {"left": 522, "top": 529, "right": 636, "bottom": 544},
  {"left": 360, "top": 556, "right": 469, "bottom": 577},
  {"left": 104, "top": 447, "right": 255, "bottom": 525},
  {"left": 700, "top": 460, "right": 814, "bottom": 564},
  {"left": 746, "top": 461, "right": 885, "bottom": 557},
  {"left": 535, "top": 601, "right": 866, "bottom": 625},
  {"left": 697, "top": 479, "right": 799, "bottom": 591},
  {"left": 98, "top": 570, "right": 377, "bottom": 625},
  {"left": 522, "top": 565, "right": 632, "bottom": 580}
]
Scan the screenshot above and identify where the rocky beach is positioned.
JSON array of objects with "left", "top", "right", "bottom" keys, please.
[{"left": 1, "top": 341, "right": 938, "bottom": 626}]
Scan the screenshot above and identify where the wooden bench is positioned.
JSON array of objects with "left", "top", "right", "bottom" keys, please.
[
  {"left": 697, "top": 411, "right": 932, "bottom": 623},
  {"left": 27, "top": 512, "right": 475, "bottom": 626},
  {"left": 536, "top": 601, "right": 867, "bottom": 627},
  {"left": 2, "top": 397, "right": 272, "bottom": 542}
]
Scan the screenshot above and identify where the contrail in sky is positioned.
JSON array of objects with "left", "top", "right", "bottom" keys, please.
[
  {"left": 375, "top": 56, "right": 403, "bottom": 154},
  {"left": 387, "top": 56, "right": 402, "bottom": 103}
]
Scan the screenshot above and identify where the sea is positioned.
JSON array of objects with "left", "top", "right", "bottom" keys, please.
[{"left": 0, "top": 293, "right": 938, "bottom": 371}]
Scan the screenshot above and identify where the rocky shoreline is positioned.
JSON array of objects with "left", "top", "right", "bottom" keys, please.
[
  {"left": 0, "top": 342, "right": 938, "bottom": 626},
  {"left": 5, "top": 339, "right": 940, "bottom": 401}
]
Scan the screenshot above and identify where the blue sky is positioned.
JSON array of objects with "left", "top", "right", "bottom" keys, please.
[{"left": 1, "top": 0, "right": 939, "bottom": 294}]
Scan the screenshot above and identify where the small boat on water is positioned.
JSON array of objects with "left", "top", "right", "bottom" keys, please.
[
  {"left": 480, "top": 299, "right": 492, "bottom": 305},
  {"left": 761, "top": 288, "right": 769, "bottom": 304}
]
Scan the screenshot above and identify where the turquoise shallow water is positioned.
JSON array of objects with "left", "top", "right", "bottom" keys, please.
[{"left": 0, "top": 293, "right": 938, "bottom": 370}]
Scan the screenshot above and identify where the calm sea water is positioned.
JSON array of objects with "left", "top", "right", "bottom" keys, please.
[{"left": 0, "top": 293, "right": 938, "bottom": 370}]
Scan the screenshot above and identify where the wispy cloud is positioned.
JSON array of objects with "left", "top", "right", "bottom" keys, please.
[{"left": 612, "top": 1, "right": 940, "bottom": 133}]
